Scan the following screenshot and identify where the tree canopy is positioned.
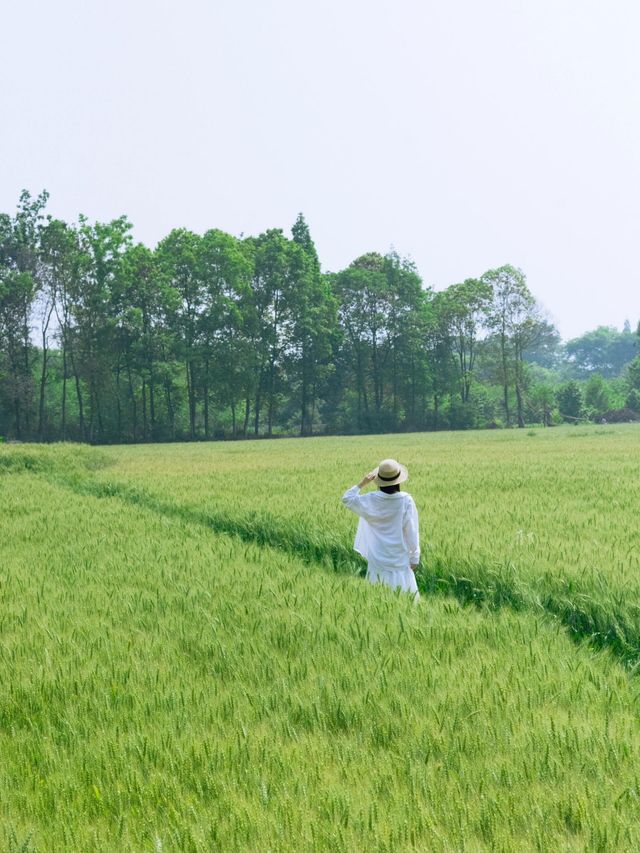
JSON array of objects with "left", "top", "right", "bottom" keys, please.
[{"left": 0, "top": 192, "right": 637, "bottom": 442}]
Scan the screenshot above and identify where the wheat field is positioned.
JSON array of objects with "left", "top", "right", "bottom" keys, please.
[{"left": 2, "top": 425, "right": 640, "bottom": 851}]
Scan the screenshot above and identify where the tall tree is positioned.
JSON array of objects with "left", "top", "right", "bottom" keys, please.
[
  {"left": 426, "top": 291, "right": 457, "bottom": 429},
  {"left": 332, "top": 251, "right": 429, "bottom": 432},
  {"left": 0, "top": 270, "right": 35, "bottom": 438},
  {"left": 290, "top": 214, "right": 337, "bottom": 435},
  {"left": 0, "top": 190, "right": 49, "bottom": 437},
  {"left": 333, "top": 253, "right": 391, "bottom": 430},
  {"left": 114, "top": 243, "right": 170, "bottom": 440},
  {"left": 156, "top": 229, "right": 204, "bottom": 439},
  {"left": 38, "top": 218, "right": 79, "bottom": 438},
  {"left": 383, "top": 251, "right": 429, "bottom": 427},
  {"left": 69, "top": 216, "right": 132, "bottom": 441},
  {"left": 243, "top": 230, "right": 297, "bottom": 436},
  {"left": 439, "top": 278, "right": 492, "bottom": 404},
  {"left": 48, "top": 221, "right": 86, "bottom": 440},
  {"left": 199, "top": 229, "right": 252, "bottom": 437},
  {"left": 483, "top": 265, "right": 542, "bottom": 427}
]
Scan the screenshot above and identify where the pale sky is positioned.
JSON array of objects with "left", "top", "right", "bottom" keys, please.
[{"left": 2, "top": 0, "right": 639, "bottom": 339}]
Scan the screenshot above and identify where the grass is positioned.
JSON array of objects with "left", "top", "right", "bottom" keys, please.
[
  {"left": 49, "top": 424, "right": 640, "bottom": 662},
  {"left": 2, "top": 427, "right": 640, "bottom": 850}
]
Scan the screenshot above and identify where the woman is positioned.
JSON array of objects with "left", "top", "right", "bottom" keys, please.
[{"left": 341, "top": 458, "right": 420, "bottom": 598}]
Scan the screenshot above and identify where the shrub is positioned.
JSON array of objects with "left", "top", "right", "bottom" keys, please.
[
  {"left": 626, "top": 388, "right": 640, "bottom": 413},
  {"left": 598, "top": 407, "right": 640, "bottom": 423},
  {"left": 557, "top": 381, "right": 583, "bottom": 422}
]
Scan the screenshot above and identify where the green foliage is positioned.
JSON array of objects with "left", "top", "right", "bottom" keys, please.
[
  {"left": 331, "top": 251, "right": 428, "bottom": 433},
  {"left": 627, "top": 355, "right": 640, "bottom": 391},
  {"left": 481, "top": 265, "right": 545, "bottom": 427},
  {"left": 1, "top": 190, "right": 638, "bottom": 442},
  {"left": 557, "top": 380, "right": 584, "bottom": 421},
  {"left": 291, "top": 211, "right": 320, "bottom": 273},
  {"left": 522, "top": 320, "right": 562, "bottom": 368},
  {"left": 565, "top": 325, "right": 637, "bottom": 377},
  {"left": 626, "top": 388, "right": 640, "bottom": 412},
  {"left": 584, "top": 374, "right": 612, "bottom": 416},
  {"left": 524, "top": 381, "right": 557, "bottom": 426},
  {"left": 436, "top": 278, "right": 492, "bottom": 405}
]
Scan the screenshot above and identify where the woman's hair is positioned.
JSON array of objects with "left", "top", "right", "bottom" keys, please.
[{"left": 379, "top": 484, "right": 401, "bottom": 494}]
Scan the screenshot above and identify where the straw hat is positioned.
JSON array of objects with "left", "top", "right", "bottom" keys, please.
[{"left": 374, "top": 458, "right": 408, "bottom": 487}]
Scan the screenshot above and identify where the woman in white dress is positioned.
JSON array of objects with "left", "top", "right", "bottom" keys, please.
[{"left": 341, "top": 459, "right": 420, "bottom": 598}]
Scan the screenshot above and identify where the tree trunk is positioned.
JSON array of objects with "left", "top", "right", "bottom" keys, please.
[
  {"left": 55, "top": 303, "right": 69, "bottom": 441},
  {"left": 371, "top": 332, "right": 382, "bottom": 418},
  {"left": 142, "top": 380, "right": 148, "bottom": 441},
  {"left": 355, "top": 343, "right": 370, "bottom": 430},
  {"left": 186, "top": 359, "right": 196, "bottom": 439},
  {"left": 9, "top": 350, "right": 22, "bottom": 439},
  {"left": 96, "top": 393, "right": 105, "bottom": 440},
  {"left": 458, "top": 343, "right": 466, "bottom": 403},
  {"left": 115, "top": 364, "right": 123, "bottom": 440},
  {"left": 466, "top": 339, "right": 476, "bottom": 404},
  {"left": 88, "top": 381, "right": 95, "bottom": 444},
  {"left": 515, "top": 347, "right": 525, "bottom": 428},
  {"left": 243, "top": 397, "right": 251, "bottom": 437},
  {"left": 299, "top": 355, "right": 308, "bottom": 437},
  {"left": 254, "top": 370, "right": 263, "bottom": 436},
  {"left": 126, "top": 363, "right": 138, "bottom": 441},
  {"left": 60, "top": 339, "right": 67, "bottom": 441},
  {"left": 149, "top": 374, "right": 156, "bottom": 440},
  {"left": 38, "top": 300, "right": 55, "bottom": 440},
  {"left": 500, "top": 330, "right": 510, "bottom": 425},
  {"left": 309, "top": 379, "right": 317, "bottom": 436},
  {"left": 267, "top": 358, "right": 276, "bottom": 437},
  {"left": 22, "top": 308, "right": 31, "bottom": 435},
  {"left": 164, "top": 378, "right": 175, "bottom": 439},
  {"left": 515, "top": 383, "right": 525, "bottom": 428},
  {"left": 392, "top": 345, "right": 398, "bottom": 425},
  {"left": 92, "top": 380, "right": 105, "bottom": 441},
  {"left": 70, "top": 347, "right": 85, "bottom": 440},
  {"left": 38, "top": 348, "right": 48, "bottom": 440},
  {"left": 409, "top": 354, "right": 416, "bottom": 427},
  {"left": 203, "top": 358, "right": 210, "bottom": 439}
]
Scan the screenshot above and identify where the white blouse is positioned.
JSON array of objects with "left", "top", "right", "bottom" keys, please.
[{"left": 341, "top": 485, "right": 420, "bottom": 572}]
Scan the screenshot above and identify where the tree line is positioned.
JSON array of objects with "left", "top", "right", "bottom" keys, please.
[{"left": 1, "top": 190, "right": 638, "bottom": 443}]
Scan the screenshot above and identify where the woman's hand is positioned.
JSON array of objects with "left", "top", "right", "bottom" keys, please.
[{"left": 357, "top": 471, "right": 377, "bottom": 490}]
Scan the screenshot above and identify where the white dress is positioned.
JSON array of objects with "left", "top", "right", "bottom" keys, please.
[{"left": 341, "top": 485, "right": 420, "bottom": 598}]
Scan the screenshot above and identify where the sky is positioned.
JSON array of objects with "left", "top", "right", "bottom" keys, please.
[{"left": 2, "top": 0, "right": 639, "bottom": 340}]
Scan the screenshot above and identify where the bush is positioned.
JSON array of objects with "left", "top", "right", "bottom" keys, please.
[
  {"left": 584, "top": 375, "right": 612, "bottom": 415},
  {"left": 557, "top": 381, "right": 584, "bottom": 422},
  {"left": 626, "top": 389, "right": 640, "bottom": 413},
  {"left": 598, "top": 408, "right": 640, "bottom": 423}
]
